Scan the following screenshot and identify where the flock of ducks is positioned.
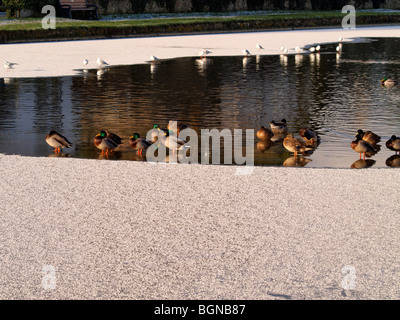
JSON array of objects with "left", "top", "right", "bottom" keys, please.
[
  {"left": 45, "top": 116, "right": 400, "bottom": 165},
  {"left": 256, "top": 119, "right": 400, "bottom": 163},
  {"left": 45, "top": 121, "right": 190, "bottom": 157},
  {"left": 9, "top": 36, "right": 400, "bottom": 166},
  {"left": 257, "top": 120, "right": 321, "bottom": 158}
]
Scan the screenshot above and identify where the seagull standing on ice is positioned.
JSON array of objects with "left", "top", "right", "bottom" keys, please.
[
  {"left": 256, "top": 43, "right": 264, "bottom": 50},
  {"left": 150, "top": 55, "right": 158, "bottom": 61},
  {"left": 4, "top": 61, "right": 18, "bottom": 70},
  {"left": 83, "top": 59, "right": 88, "bottom": 66},
  {"left": 243, "top": 49, "right": 251, "bottom": 57},
  {"left": 199, "top": 49, "right": 211, "bottom": 59},
  {"left": 295, "top": 46, "right": 302, "bottom": 54},
  {"left": 97, "top": 58, "right": 109, "bottom": 68},
  {"left": 309, "top": 47, "right": 316, "bottom": 53},
  {"left": 316, "top": 45, "right": 321, "bottom": 52}
]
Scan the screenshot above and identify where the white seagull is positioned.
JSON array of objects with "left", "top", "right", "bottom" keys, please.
[
  {"left": 96, "top": 58, "right": 109, "bottom": 68},
  {"left": 83, "top": 59, "right": 88, "bottom": 66},
  {"left": 256, "top": 43, "right": 264, "bottom": 50},
  {"left": 295, "top": 46, "right": 302, "bottom": 54},
  {"left": 316, "top": 45, "right": 321, "bottom": 52},
  {"left": 243, "top": 49, "right": 251, "bottom": 57},
  {"left": 199, "top": 49, "right": 211, "bottom": 58},
  {"left": 150, "top": 55, "right": 158, "bottom": 61},
  {"left": 309, "top": 47, "right": 316, "bottom": 53},
  {"left": 4, "top": 61, "right": 18, "bottom": 70}
]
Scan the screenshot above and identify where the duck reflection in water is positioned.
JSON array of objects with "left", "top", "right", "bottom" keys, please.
[
  {"left": 256, "top": 139, "right": 273, "bottom": 153},
  {"left": 98, "top": 151, "right": 122, "bottom": 160},
  {"left": 47, "top": 152, "right": 72, "bottom": 158},
  {"left": 350, "top": 159, "right": 376, "bottom": 169},
  {"left": 283, "top": 156, "right": 312, "bottom": 167},
  {"left": 386, "top": 155, "right": 400, "bottom": 167}
]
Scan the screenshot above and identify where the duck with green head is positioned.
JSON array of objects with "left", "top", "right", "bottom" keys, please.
[
  {"left": 94, "top": 130, "right": 122, "bottom": 155},
  {"left": 160, "top": 130, "right": 189, "bottom": 153},
  {"left": 150, "top": 124, "right": 168, "bottom": 143},
  {"left": 129, "top": 133, "right": 152, "bottom": 156},
  {"left": 381, "top": 77, "right": 398, "bottom": 87}
]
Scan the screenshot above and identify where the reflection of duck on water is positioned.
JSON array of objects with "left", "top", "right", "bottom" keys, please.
[
  {"left": 256, "top": 139, "right": 273, "bottom": 153},
  {"left": 97, "top": 151, "right": 122, "bottom": 160},
  {"left": 283, "top": 156, "right": 312, "bottom": 167},
  {"left": 351, "top": 159, "right": 376, "bottom": 169},
  {"left": 386, "top": 155, "right": 400, "bottom": 167}
]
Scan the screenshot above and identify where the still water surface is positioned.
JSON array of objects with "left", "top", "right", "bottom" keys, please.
[{"left": 1, "top": 38, "right": 400, "bottom": 168}]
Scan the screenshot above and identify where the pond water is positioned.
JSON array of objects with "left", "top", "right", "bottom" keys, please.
[{"left": 0, "top": 37, "right": 400, "bottom": 168}]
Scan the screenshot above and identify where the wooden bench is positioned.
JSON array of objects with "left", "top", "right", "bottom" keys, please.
[{"left": 57, "top": 0, "right": 99, "bottom": 20}]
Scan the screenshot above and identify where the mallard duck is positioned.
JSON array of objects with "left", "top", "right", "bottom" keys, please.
[
  {"left": 299, "top": 127, "right": 320, "bottom": 145},
  {"left": 94, "top": 130, "right": 122, "bottom": 155},
  {"left": 129, "top": 133, "right": 152, "bottom": 156},
  {"left": 351, "top": 133, "right": 378, "bottom": 160},
  {"left": 256, "top": 126, "right": 274, "bottom": 140},
  {"left": 45, "top": 130, "right": 73, "bottom": 153},
  {"left": 283, "top": 134, "right": 314, "bottom": 157},
  {"left": 160, "top": 130, "right": 188, "bottom": 153},
  {"left": 167, "top": 121, "right": 189, "bottom": 135},
  {"left": 150, "top": 124, "right": 168, "bottom": 143},
  {"left": 269, "top": 119, "right": 288, "bottom": 134},
  {"left": 386, "top": 135, "right": 400, "bottom": 154},
  {"left": 356, "top": 129, "right": 380, "bottom": 146},
  {"left": 381, "top": 77, "right": 398, "bottom": 87}
]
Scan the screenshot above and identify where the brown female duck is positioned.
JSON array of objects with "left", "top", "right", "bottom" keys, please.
[
  {"left": 283, "top": 133, "right": 314, "bottom": 157},
  {"left": 351, "top": 133, "right": 378, "bottom": 160},
  {"left": 386, "top": 135, "right": 400, "bottom": 154}
]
